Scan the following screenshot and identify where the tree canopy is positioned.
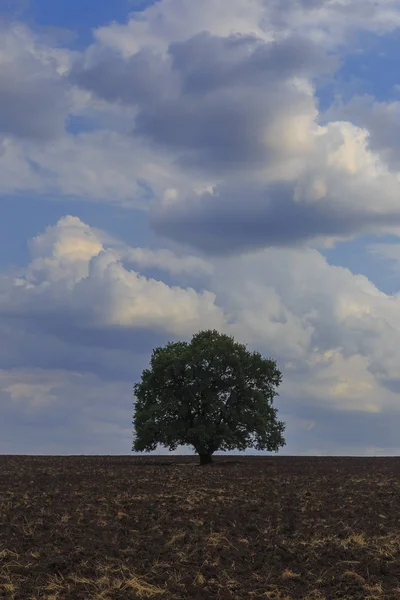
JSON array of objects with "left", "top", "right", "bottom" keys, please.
[{"left": 132, "top": 329, "right": 286, "bottom": 465}]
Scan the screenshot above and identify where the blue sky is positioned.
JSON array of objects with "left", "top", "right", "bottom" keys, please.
[
  {"left": 4, "top": 0, "right": 158, "bottom": 46},
  {"left": 2, "top": 0, "right": 400, "bottom": 457}
]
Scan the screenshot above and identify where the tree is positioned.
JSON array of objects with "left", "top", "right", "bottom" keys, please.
[{"left": 132, "top": 329, "right": 286, "bottom": 465}]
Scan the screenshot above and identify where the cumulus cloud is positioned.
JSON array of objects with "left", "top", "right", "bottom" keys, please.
[
  {"left": 0, "top": 216, "right": 225, "bottom": 338},
  {"left": 4, "top": 216, "right": 400, "bottom": 419},
  {"left": 70, "top": 31, "right": 333, "bottom": 175},
  {"left": 4, "top": 0, "right": 400, "bottom": 456},
  {"left": 4, "top": 2, "right": 400, "bottom": 248},
  {"left": 68, "top": 9, "right": 400, "bottom": 252},
  {"left": 18, "top": 217, "right": 400, "bottom": 420},
  {"left": 72, "top": 31, "right": 335, "bottom": 103},
  {"left": 2, "top": 216, "right": 400, "bottom": 454},
  {"left": 324, "top": 95, "right": 400, "bottom": 172},
  {"left": 0, "top": 23, "right": 207, "bottom": 205},
  {"left": 150, "top": 135, "right": 400, "bottom": 255},
  {"left": 209, "top": 246, "right": 400, "bottom": 417}
]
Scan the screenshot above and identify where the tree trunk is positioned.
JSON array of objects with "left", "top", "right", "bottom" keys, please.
[{"left": 199, "top": 452, "right": 213, "bottom": 466}]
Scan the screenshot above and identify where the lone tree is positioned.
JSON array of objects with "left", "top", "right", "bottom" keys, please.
[{"left": 132, "top": 329, "right": 286, "bottom": 465}]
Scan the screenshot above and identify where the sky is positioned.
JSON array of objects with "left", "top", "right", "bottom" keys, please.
[{"left": 2, "top": 0, "right": 400, "bottom": 457}]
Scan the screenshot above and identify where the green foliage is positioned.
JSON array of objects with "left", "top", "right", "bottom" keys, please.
[{"left": 132, "top": 329, "right": 286, "bottom": 460}]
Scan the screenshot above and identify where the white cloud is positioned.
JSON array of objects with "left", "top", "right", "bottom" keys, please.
[
  {"left": 208, "top": 246, "right": 400, "bottom": 414},
  {"left": 0, "top": 129, "right": 212, "bottom": 207},
  {"left": 3, "top": 216, "right": 400, "bottom": 419},
  {"left": 4, "top": 1, "right": 400, "bottom": 456},
  {"left": 266, "top": 0, "right": 400, "bottom": 45},
  {"left": 95, "top": 0, "right": 273, "bottom": 57},
  {"left": 324, "top": 95, "right": 400, "bottom": 172},
  {"left": 3, "top": 4, "right": 400, "bottom": 243},
  {"left": 2, "top": 216, "right": 400, "bottom": 454},
  {"left": 0, "top": 22, "right": 211, "bottom": 205},
  {"left": 1, "top": 216, "right": 225, "bottom": 337},
  {"left": 25, "top": 216, "right": 103, "bottom": 284},
  {"left": 69, "top": 12, "right": 400, "bottom": 251},
  {"left": 151, "top": 116, "right": 400, "bottom": 253},
  {"left": 95, "top": 0, "right": 400, "bottom": 57}
]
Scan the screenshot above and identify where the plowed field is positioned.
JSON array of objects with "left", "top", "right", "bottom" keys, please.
[{"left": 1, "top": 455, "right": 400, "bottom": 599}]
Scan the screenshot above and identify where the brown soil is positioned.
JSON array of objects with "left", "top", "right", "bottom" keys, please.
[{"left": 1, "top": 455, "right": 400, "bottom": 599}]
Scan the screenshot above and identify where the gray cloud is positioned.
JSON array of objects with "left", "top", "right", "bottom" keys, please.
[
  {"left": 168, "top": 32, "right": 336, "bottom": 94},
  {"left": 280, "top": 400, "right": 400, "bottom": 454},
  {"left": 71, "top": 32, "right": 335, "bottom": 174},
  {"left": 0, "top": 63, "right": 68, "bottom": 139},
  {"left": 151, "top": 180, "right": 400, "bottom": 255},
  {"left": 70, "top": 46, "right": 175, "bottom": 107},
  {"left": 0, "top": 368, "right": 134, "bottom": 454},
  {"left": 0, "top": 26, "right": 70, "bottom": 140},
  {"left": 0, "top": 316, "right": 152, "bottom": 382},
  {"left": 70, "top": 25, "right": 400, "bottom": 257},
  {"left": 73, "top": 30, "right": 334, "bottom": 105}
]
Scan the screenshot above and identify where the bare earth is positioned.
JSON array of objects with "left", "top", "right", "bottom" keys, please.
[{"left": 1, "top": 455, "right": 400, "bottom": 599}]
